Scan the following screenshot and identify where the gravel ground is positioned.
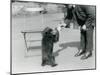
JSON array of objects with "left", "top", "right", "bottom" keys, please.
[{"left": 12, "top": 13, "right": 95, "bottom": 74}]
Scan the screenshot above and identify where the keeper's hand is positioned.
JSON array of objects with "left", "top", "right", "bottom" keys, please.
[{"left": 82, "top": 24, "right": 86, "bottom": 30}]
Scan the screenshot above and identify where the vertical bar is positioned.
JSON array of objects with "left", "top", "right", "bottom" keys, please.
[{"left": 23, "top": 32, "right": 28, "bottom": 52}]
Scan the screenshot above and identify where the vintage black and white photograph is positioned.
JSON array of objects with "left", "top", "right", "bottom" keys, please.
[{"left": 11, "top": 0, "right": 96, "bottom": 74}]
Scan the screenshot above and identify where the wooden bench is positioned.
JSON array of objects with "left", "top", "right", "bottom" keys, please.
[{"left": 21, "top": 30, "right": 42, "bottom": 52}]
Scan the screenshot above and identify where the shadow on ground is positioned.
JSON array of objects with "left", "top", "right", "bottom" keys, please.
[
  {"left": 26, "top": 41, "right": 80, "bottom": 58},
  {"left": 54, "top": 41, "right": 80, "bottom": 57}
]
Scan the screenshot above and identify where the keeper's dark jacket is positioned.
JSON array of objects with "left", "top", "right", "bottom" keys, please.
[{"left": 64, "top": 5, "right": 96, "bottom": 29}]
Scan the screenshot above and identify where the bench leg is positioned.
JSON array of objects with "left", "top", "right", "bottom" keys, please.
[{"left": 23, "top": 32, "right": 28, "bottom": 52}]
